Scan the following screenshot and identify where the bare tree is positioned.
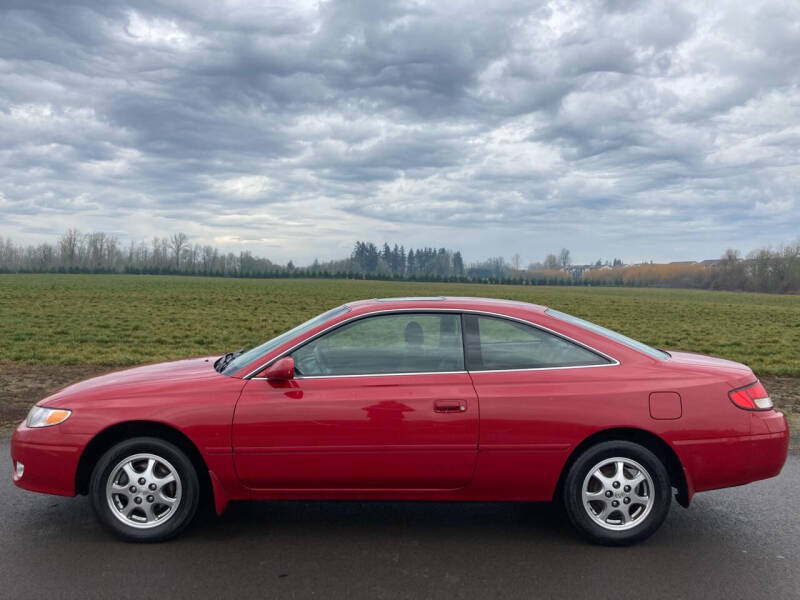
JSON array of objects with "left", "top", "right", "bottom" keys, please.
[
  {"left": 151, "top": 237, "right": 162, "bottom": 268},
  {"left": 717, "top": 248, "right": 746, "bottom": 290},
  {"left": 58, "top": 229, "right": 82, "bottom": 267},
  {"left": 188, "top": 243, "right": 200, "bottom": 270},
  {"left": 86, "top": 232, "right": 108, "bottom": 269},
  {"left": 104, "top": 236, "right": 118, "bottom": 270},
  {"left": 170, "top": 233, "right": 188, "bottom": 270},
  {"left": 201, "top": 245, "right": 217, "bottom": 273},
  {"left": 559, "top": 248, "right": 571, "bottom": 270},
  {"left": 511, "top": 253, "right": 521, "bottom": 273},
  {"left": 543, "top": 253, "right": 559, "bottom": 270}
]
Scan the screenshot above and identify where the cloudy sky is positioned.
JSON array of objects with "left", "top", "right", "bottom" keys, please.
[{"left": 1, "top": 0, "right": 799, "bottom": 265}]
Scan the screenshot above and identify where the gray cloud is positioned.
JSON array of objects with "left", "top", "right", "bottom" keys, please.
[{"left": 1, "top": 0, "right": 799, "bottom": 265}]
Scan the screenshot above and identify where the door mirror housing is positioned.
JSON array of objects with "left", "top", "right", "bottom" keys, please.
[{"left": 262, "top": 357, "right": 295, "bottom": 381}]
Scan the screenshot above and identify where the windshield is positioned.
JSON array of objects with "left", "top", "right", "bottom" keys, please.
[
  {"left": 221, "top": 305, "right": 350, "bottom": 375},
  {"left": 545, "top": 308, "right": 670, "bottom": 361}
]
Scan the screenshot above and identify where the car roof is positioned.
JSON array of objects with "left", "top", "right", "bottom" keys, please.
[{"left": 345, "top": 296, "right": 548, "bottom": 314}]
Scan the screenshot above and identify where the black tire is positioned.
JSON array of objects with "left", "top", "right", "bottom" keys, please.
[
  {"left": 563, "top": 440, "right": 671, "bottom": 546},
  {"left": 89, "top": 437, "right": 200, "bottom": 542}
]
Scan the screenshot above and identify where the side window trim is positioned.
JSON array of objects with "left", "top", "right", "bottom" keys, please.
[
  {"left": 293, "top": 370, "right": 468, "bottom": 380},
  {"left": 462, "top": 313, "right": 617, "bottom": 372},
  {"left": 247, "top": 308, "right": 619, "bottom": 379}
]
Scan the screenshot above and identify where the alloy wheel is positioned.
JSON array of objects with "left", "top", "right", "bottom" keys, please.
[
  {"left": 581, "top": 457, "right": 654, "bottom": 531},
  {"left": 105, "top": 453, "right": 183, "bottom": 529}
]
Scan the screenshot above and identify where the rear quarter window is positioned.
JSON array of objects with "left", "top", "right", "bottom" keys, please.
[{"left": 464, "top": 314, "right": 611, "bottom": 371}]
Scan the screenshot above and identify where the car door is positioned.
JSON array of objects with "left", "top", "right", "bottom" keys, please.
[{"left": 232, "top": 312, "right": 479, "bottom": 490}]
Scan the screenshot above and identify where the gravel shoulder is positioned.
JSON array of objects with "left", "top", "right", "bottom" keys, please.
[{"left": 0, "top": 364, "right": 116, "bottom": 428}]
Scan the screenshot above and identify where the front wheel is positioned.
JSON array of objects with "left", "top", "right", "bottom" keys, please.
[
  {"left": 563, "top": 441, "right": 671, "bottom": 546},
  {"left": 89, "top": 437, "right": 200, "bottom": 542}
]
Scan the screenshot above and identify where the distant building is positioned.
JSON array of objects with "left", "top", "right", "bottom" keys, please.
[{"left": 566, "top": 264, "right": 594, "bottom": 279}]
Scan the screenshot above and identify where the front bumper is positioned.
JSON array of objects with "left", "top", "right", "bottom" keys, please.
[{"left": 10, "top": 422, "right": 84, "bottom": 497}]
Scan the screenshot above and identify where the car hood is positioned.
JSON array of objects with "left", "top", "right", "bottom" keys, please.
[{"left": 39, "top": 356, "right": 222, "bottom": 406}]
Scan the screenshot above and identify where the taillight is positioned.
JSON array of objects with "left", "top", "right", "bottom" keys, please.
[{"left": 729, "top": 381, "right": 773, "bottom": 411}]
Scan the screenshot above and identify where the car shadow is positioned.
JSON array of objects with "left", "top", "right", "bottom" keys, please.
[{"left": 191, "top": 499, "right": 579, "bottom": 544}]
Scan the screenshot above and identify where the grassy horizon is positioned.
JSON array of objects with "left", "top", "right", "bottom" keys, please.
[{"left": 1, "top": 273, "right": 799, "bottom": 376}]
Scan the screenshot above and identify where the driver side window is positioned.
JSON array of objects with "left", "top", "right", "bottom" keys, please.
[{"left": 291, "top": 313, "right": 464, "bottom": 376}]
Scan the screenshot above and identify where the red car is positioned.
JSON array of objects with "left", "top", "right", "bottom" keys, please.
[{"left": 11, "top": 297, "right": 789, "bottom": 544}]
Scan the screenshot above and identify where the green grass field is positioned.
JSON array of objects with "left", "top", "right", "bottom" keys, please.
[{"left": 1, "top": 274, "right": 799, "bottom": 376}]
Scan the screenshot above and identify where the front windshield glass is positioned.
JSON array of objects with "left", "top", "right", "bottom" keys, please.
[
  {"left": 545, "top": 308, "right": 670, "bottom": 360},
  {"left": 221, "top": 305, "right": 350, "bottom": 375}
]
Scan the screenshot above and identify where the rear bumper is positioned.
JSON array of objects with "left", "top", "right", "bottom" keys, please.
[
  {"left": 674, "top": 411, "right": 790, "bottom": 497},
  {"left": 10, "top": 422, "right": 83, "bottom": 497},
  {"left": 748, "top": 410, "right": 790, "bottom": 482}
]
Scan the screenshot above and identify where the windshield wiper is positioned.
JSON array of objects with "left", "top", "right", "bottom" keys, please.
[{"left": 215, "top": 348, "right": 244, "bottom": 372}]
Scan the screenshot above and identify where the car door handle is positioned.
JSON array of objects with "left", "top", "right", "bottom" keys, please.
[{"left": 434, "top": 400, "right": 467, "bottom": 413}]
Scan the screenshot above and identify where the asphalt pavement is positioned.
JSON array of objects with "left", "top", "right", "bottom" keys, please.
[{"left": 1, "top": 435, "right": 798, "bottom": 600}]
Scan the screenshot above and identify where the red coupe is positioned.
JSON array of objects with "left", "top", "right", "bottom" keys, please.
[{"left": 11, "top": 297, "right": 789, "bottom": 544}]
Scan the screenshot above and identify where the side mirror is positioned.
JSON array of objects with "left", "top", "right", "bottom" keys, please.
[{"left": 262, "top": 356, "right": 295, "bottom": 381}]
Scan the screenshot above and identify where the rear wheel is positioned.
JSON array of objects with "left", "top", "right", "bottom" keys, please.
[
  {"left": 563, "top": 441, "right": 671, "bottom": 545},
  {"left": 90, "top": 437, "right": 199, "bottom": 542}
]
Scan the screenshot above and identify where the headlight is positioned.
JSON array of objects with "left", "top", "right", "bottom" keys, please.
[{"left": 26, "top": 406, "right": 72, "bottom": 428}]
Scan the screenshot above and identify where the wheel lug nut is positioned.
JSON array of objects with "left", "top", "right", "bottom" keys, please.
[
  {"left": 605, "top": 490, "right": 613, "bottom": 498},
  {"left": 612, "top": 481, "right": 620, "bottom": 489},
  {"left": 129, "top": 486, "right": 137, "bottom": 493},
  {"left": 149, "top": 483, "right": 157, "bottom": 491},
  {"left": 611, "top": 500, "right": 619, "bottom": 507},
  {"left": 624, "top": 485, "right": 631, "bottom": 492},
  {"left": 138, "top": 477, "right": 146, "bottom": 485},
  {"left": 134, "top": 497, "right": 142, "bottom": 504},
  {"left": 623, "top": 497, "right": 631, "bottom": 504},
  {"left": 146, "top": 495, "right": 154, "bottom": 503}
]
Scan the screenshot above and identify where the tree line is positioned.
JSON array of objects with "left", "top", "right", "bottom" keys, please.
[
  {"left": 347, "top": 242, "right": 465, "bottom": 278},
  {"left": 582, "top": 247, "right": 800, "bottom": 293},
  {"left": 1, "top": 230, "right": 798, "bottom": 293}
]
